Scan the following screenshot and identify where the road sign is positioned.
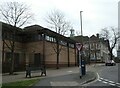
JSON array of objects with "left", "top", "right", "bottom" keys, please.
[{"left": 76, "top": 43, "right": 83, "bottom": 51}]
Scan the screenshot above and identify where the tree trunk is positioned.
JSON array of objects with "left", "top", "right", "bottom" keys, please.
[
  {"left": 67, "top": 43, "right": 70, "bottom": 67},
  {"left": 56, "top": 40, "right": 59, "bottom": 69},
  {"left": 110, "top": 50, "right": 113, "bottom": 60},
  {"left": 88, "top": 53, "right": 91, "bottom": 65},
  {"left": 95, "top": 51, "right": 97, "bottom": 64},
  {"left": 88, "top": 39, "right": 91, "bottom": 65},
  {"left": 56, "top": 52, "right": 59, "bottom": 69},
  {"left": 9, "top": 50, "right": 14, "bottom": 74},
  {"left": 9, "top": 31, "right": 15, "bottom": 75}
]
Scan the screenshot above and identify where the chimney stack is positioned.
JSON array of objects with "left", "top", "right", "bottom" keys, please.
[
  {"left": 70, "top": 28, "right": 75, "bottom": 37},
  {"left": 96, "top": 33, "right": 99, "bottom": 38}
]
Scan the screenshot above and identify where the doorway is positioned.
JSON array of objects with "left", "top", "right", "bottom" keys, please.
[{"left": 34, "top": 53, "right": 41, "bottom": 67}]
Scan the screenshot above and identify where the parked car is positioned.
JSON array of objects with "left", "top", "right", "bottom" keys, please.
[{"left": 105, "top": 60, "right": 116, "bottom": 66}]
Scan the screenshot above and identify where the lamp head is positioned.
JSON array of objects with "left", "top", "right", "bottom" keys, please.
[{"left": 80, "top": 11, "right": 83, "bottom": 13}]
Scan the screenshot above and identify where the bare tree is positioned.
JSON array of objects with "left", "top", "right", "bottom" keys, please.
[
  {"left": 45, "top": 10, "right": 72, "bottom": 69},
  {"left": 45, "top": 9, "right": 72, "bottom": 35},
  {"left": 100, "top": 27, "right": 120, "bottom": 60},
  {"left": 0, "top": 2, "right": 33, "bottom": 27},
  {"left": 0, "top": 2, "right": 34, "bottom": 74}
]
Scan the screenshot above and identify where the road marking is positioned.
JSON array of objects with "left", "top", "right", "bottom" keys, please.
[
  {"left": 98, "top": 79, "right": 102, "bottom": 81},
  {"left": 108, "top": 80, "right": 115, "bottom": 83},
  {"left": 97, "top": 73, "right": 100, "bottom": 80},
  {"left": 102, "top": 81, "right": 108, "bottom": 84},
  {"left": 109, "top": 83, "right": 116, "bottom": 86},
  {"left": 100, "top": 78, "right": 110, "bottom": 82},
  {"left": 116, "top": 83, "right": 120, "bottom": 85},
  {"left": 97, "top": 73, "right": 120, "bottom": 87},
  {"left": 67, "top": 71, "right": 72, "bottom": 72},
  {"left": 100, "top": 77, "right": 103, "bottom": 80},
  {"left": 50, "top": 81, "right": 79, "bottom": 86},
  {"left": 83, "top": 72, "right": 120, "bottom": 87}
]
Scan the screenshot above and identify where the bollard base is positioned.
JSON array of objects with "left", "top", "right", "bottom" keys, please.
[{"left": 80, "top": 76, "right": 82, "bottom": 79}]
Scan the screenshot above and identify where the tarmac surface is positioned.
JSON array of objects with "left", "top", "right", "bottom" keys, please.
[
  {"left": 32, "top": 71, "right": 96, "bottom": 87},
  {"left": 2, "top": 64, "right": 103, "bottom": 87}
]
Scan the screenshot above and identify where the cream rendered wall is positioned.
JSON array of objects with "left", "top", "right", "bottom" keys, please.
[{"left": 118, "top": 1, "right": 120, "bottom": 50}]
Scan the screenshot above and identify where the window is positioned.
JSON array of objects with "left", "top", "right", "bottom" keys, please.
[
  {"left": 84, "top": 44, "right": 89, "bottom": 50},
  {"left": 38, "top": 34, "right": 41, "bottom": 40},
  {"left": 53, "top": 38, "right": 56, "bottom": 42},
  {"left": 46, "top": 35, "right": 50, "bottom": 41},
  {"left": 3, "top": 32, "right": 13, "bottom": 40},
  {"left": 69, "top": 43, "right": 74, "bottom": 48},
  {"left": 45, "top": 35, "right": 56, "bottom": 43},
  {"left": 59, "top": 40, "right": 67, "bottom": 46},
  {"left": 90, "top": 43, "right": 94, "bottom": 49},
  {"left": 34, "top": 35, "right": 39, "bottom": 41}
]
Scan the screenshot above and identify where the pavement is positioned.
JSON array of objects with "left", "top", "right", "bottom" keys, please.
[
  {"left": 32, "top": 71, "right": 96, "bottom": 87},
  {"left": 2, "top": 64, "right": 104, "bottom": 86}
]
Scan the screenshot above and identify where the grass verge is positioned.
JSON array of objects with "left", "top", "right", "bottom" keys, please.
[{"left": 2, "top": 79, "right": 40, "bottom": 88}]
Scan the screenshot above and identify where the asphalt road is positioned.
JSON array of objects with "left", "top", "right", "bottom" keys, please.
[
  {"left": 84, "top": 63, "right": 120, "bottom": 88},
  {"left": 31, "top": 63, "right": 120, "bottom": 88}
]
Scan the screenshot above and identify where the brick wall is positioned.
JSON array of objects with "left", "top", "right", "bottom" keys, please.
[
  {"left": 45, "top": 41, "right": 76, "bottom": 67},
  {"left": 24, "top": 41, "right": 76, "bottom": 68},
  {"left": 24, "top": 41, "right": 43, "bottom": 65},
  {"left": 2, "top": 40, "right": 26, "bottom": 72},
  {"left": 2, "top": 39, "right": 76, "bottom": 70}
]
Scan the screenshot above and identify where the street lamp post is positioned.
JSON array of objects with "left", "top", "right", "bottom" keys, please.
[
  {"left": 80, "top": 11, "right": 83, "bottom": 61},
  {"left": 79, "top": 11, "right": 86, "bottom": 77},
  {"left": 78, "top": 11, "right": 83, "bottom": 78},
  {"left": 80, "top": 11, "right": 83, "bottom": 37}
]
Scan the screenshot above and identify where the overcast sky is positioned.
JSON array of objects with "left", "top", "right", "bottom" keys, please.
[
  {"left": 0, "top": 0, "right": 119, "bottom": 36},
  {"left": 0, "top": 0, "right": 119, "bottom": 56}
]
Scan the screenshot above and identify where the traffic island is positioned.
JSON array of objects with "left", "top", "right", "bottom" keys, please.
[{"left": 79, "top": 71, "right": 97, "bottom": 85}]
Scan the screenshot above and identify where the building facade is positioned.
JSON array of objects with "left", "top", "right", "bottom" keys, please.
[
  {"left": 73, "top": 34, "right": 109, "bottom": 63},
  {"left": 1, "top": 22, "right": 77, "bottom": 73}
]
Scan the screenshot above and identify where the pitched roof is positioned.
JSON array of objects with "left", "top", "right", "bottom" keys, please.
[
  {"left": 0, "top": 21, "right": 77, "bottom": 44},
  {"left": 24, "top": 25, "right": 75, "bottom": 43},
  {"left": 23, "top": 25, "right": 76, "bottom": 43},
  {"left": 23, "top": 25, "right": 44, "bottom": 32},
  {"left": 72, "top": 35, "right": 89, "bottom": 43}
]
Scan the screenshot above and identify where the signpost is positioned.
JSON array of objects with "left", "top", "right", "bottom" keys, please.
[
  {"left": 76, "top": 43, "right": 83, "bottom": 78},
  {"left": 118, "top": 50, "right": 120, "bottom": 83},
  {"left": 0, "top": 22, "right": 2, "bottom": 87},
  {"left": 76, "top": 11, "right": 86, "bottom": 79}
]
